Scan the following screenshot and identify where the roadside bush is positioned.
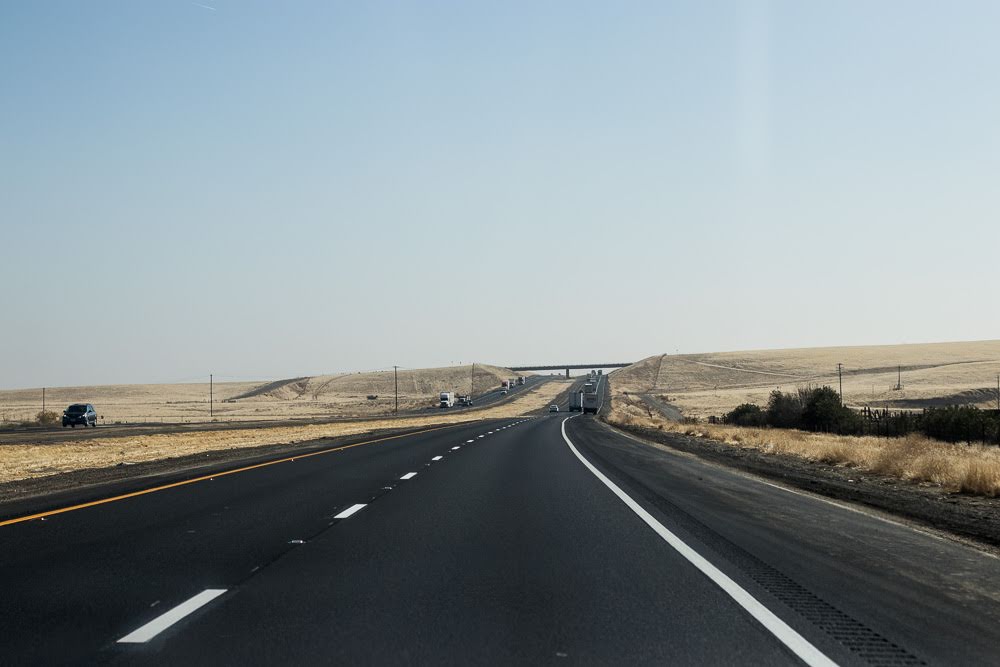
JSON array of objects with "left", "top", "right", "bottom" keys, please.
[
  {"left": 921, "top": 406, "right": 1000, "bottom": 445},
  {"left": 766, "top": 390, "right": 803, "bottom": 429},
  {"left": 724, "top": 403, "right": 767, "bottom": 427},
  {"left": 801, "top": 386, "right": 861, "bottom": 433}
]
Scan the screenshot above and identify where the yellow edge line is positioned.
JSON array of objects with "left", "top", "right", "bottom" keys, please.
[{"left": 0, "top": 422, "right": 470, "bottom": 528}]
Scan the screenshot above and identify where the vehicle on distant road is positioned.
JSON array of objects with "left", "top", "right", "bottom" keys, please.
[
  {"left": 569, "top": 391, "right": 584, "bottom": 412},
  {"left": 501, "top": 380, "right": 511, "bottom": 391},
  {"left": 549, "top": 404, "right": 559, "bottom": 412},
  {"left": 500, "top": 389, "right": 508, "bottom": 395},
  {"left": 62, "top": 404, "right": 97, "bottom": 428},
  {"left": 457, "top": 395, "right": 472, "bottom": 407},
  {"left": 439, "top": 392, "right": 455, "bottom": 408},
  {"left": 517, "top": 376, "right": 525, "bottom": 386}
]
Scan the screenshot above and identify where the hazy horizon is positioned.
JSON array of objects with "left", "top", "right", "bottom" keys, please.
[{"left": 4, "top": 2, "right": 999, "bottom": 390}]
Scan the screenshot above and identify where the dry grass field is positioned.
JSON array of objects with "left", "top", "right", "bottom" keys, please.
[
  {"left": 0, "top": 379, "right": 571, "bottom": 484},
  {"left": 612, "top": 340, "right": 1000, "bottom": 419},
  {"left": 606, "top": 392, "right": 1000, "bottom": 497},
  {"left": 0, "top": 364, "right": 520, "bottom": 424}
]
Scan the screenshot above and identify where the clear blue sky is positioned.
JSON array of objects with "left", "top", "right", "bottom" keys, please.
[{"left": 2, "top": 1, "right": 998, "bottom": 389}]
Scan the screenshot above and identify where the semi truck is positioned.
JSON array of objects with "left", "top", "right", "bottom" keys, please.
[
  {"left": 569, "top": 390, "right": 584, "bottom": 412},
  {"left": 516, "top": 376, "right": 525, "bottom": 386},
  {"left": 457, "top": 395, "right": 472, "bottom": 406},
  {"left": 439, "top": 391, "right": 455, "bottom": 408},
  {"left": 501, "top": 380, "right": 511, "bottom": 391},
  {"left": 582, "top": 391, "right": 601, "bottom": 414}
]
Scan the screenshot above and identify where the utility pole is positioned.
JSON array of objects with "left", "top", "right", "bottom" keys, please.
[
  {"left": 471, "top": 363, "right": 475, "bottom": 397},
  {"left": 996, "top": 375, "right": 999, "bottom": 412},
  {"left": 210, "top": 374, "right": 213, "bottom": 418},
  {"left": 42, "top": 387, "right": 45, "bottom": 414},
  {"left": 837, "top": 363, "right": 843, "bottom": 405},
  {"left": 394, "top": 366, "right": 399, "bottom": 414}
]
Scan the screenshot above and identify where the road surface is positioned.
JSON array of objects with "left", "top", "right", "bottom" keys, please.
[{"left": 2, "top": 391, "right": 998, "bottom": 664}]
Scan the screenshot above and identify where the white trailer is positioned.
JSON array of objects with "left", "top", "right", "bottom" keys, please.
[
  {"left": 439, "top": 391, "right": 455, "bottom": 408},
  {"left": 569, "top": 390, "right": 584, "bottom": 412},
  {"left": 582, "top": 392, "right": 601, "bottom": 414}
]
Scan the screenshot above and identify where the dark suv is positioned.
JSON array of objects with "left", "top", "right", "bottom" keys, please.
[{"left": 63, "top": 404, "right": 97, "bottom": 428}]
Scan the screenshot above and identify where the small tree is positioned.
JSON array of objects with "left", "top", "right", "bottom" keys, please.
[
  {"left": 725, "top": 403, "right": 767, "bottom": 427},
  {"left": 766, "top": 390, "right": 803, "bottom": 429}
]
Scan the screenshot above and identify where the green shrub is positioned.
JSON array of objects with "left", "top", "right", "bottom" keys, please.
[
  {"left": 766, "top": 390, "right": 803, "bottom": 429},
  {"left": 725, "top": 403, "right": 767, "bottom": 427}
]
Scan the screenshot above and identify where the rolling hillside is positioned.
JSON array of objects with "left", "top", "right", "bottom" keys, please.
[{"left": 612, "top": 340, "right": 1000, "bottom": 419}]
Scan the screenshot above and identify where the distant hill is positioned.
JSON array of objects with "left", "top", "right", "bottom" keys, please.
[
  {"left": 230, "top": 364, "right": 517, "bottom": 402},
  {"left": 611, "top": 340, "right": 1000, "bottom": 418},
  {"left": 0, "top": 364, "right": 522, "bottom": 424}
]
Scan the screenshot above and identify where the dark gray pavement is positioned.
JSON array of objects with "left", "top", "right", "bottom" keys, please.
[{"left": 2, "top": 399, "right": 998, "bottom": 665}]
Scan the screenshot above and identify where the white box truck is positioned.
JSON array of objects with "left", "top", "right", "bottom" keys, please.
[
  {"left": 569, "top": 390, "right": 584, "bottom": 412},
  {"left": 439, "top": 392, "right": 455, "bottom": 408},
  {"left": 582, "top": 392, "right": 601, "bottom": 414}
]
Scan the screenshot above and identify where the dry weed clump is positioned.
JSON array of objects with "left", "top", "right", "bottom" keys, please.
[{"left": 606, "top": 394, "right": 1000, "bottom": 497}]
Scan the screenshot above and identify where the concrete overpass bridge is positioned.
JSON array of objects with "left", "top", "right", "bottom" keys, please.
[{"left": 507, "top": 363, "right": 633, "bottom": 378}]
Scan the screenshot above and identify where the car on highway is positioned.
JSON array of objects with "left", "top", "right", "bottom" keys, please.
[
  {"left": 62, "top": 404, "right": 97, "bottom": 428},
  {"left": 549, "top": 404, "right": 559, "bottom": 412},
  {"left": 500, "top": 389, "right": 507, "bottom": 395}
]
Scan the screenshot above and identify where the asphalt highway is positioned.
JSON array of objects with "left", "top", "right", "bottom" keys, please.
[{"left": 2, "top": 391, "right": 999, "bottom": 664}]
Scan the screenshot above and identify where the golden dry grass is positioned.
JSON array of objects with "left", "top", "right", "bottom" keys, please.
[
  {"left": 606, "top": 393, "right": 1000, "bottom": 497},
  {"left": 0, "top": 379, "right": 571, "bottom": 484},
  {"left": 0, "top": 364, "right": 522, "bottom": 424},
  {"left": 612, "top": 340, "right": 1000, "bottom": 419}
]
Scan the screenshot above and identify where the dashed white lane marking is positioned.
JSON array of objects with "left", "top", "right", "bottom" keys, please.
[
  {"left": 117, "top": 589, "right": 227, "bottom": 644},
  {"left": 432, "top": 456, "right": 443, "bottom": 461},
  {"left": 467, "top": 439, "right": 475, "bottom": 443},
  {"left": 559, "top": 418, "right": 837, "bottom": 667},
  {"left": 451, "top": 446, "right": 461, "bottom": 450},
  {"left": 477, "top": 435, "right": 485, "bottom": 438},
  {"left": 488, "top": 431, "right": 493, "bottom": 434},
  {"left": 400, "top": 473, "right": 417, "bottom": 480},
  {"left": 334, "top": 504, "right": 367, "bottom": 519}
]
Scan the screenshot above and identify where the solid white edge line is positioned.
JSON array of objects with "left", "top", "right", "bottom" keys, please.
[
  {"left": 334, "top": 503, "right": 367, "bottom": 519},
  {"left": 117, "top": 589, "right": 227, "bottom": 644},
  {"left": 559, "top": 417, "right": 838, "bottom": 667},
  {"left": 400, "top": 472, "right": 417, "bottom": 480}
]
